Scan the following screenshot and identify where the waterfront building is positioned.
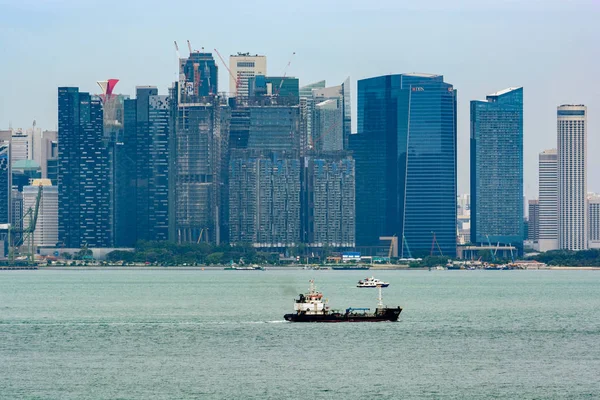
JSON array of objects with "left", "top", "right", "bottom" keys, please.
[
  {"left": 0, "top": 142, "right": 10, "bottom": 224},
  {"left": 118, "top": 87, "right": 170, "bottom": 247},
  {"left": 229, "top": 53, "right": 266, "bottom": 98},
  {"left": 302, "top": 152, "right": 355, "bottom": 248},
  {"left": 557, "top": 105, "right": 587, "bottom": 250},
  {"left": 470, "top": 87, "right": 524, "bottom": 252},
  {"left": 538, "top": 149, "right": 558, "bottom": 252},
  {"left": 350, "top": 73, "right": 457, "bottom": 257},
  {"left": 57, "top": 87, "right": 111, "bottom": 248},
  {"left": 528, "top": 200, "right": 539, "bottom": 242},
  {"left": 23, "top": 179, "right": 58, "bottom": 247},
  {"left": 170, "top": 51, "right": 229, "bottom": 244},
  {"left": 229, "top": 150, "right": 300, "bottom": 247},
  {"left": 588, "top": 194, "right": 600, "bottom": 249}
]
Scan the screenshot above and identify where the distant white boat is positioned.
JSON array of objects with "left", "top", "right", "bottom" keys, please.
[{"left": 357, "top": 277, "right": 390, "bottom": 288}]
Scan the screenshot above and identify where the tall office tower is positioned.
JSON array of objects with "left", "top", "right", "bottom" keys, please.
[
  {"left": 23, "top": 179, "right": 58, "bottom": 247},
  {"left": 32, "top": 130, "right": 58, "bottom": 180},
  {"left": 528, "top": 200, "right": 539, "bottom": 242},
  {"left": 538, "top": 149, "right": 558, "bottom": 251},
  {"left": 557, "top": 105, "right": 587, "bottom": 250},
  {"left": 10, "top": 130, "right": 32, "bottom": 164},
  {"left": 299, "top": 81, "right": 326, "bottom": 152},
  {"left": 228, "top": 76, "right": 302, "bottom": 247},
  {"left": 299, "top": 79, "right": 352, "bottom": 154},
  {"left": 350, "top": 73, "right": 457, "bottom": 257},
  {"left": 118, "top": 87, "right": 170, "bottom": 247},
  {"left": 470, "top": 87, "right": 524, "bottom": 252},
  {"left": 170, "top": 51, "right": 228, "bottom": 244},
  {"left": 57, "top": 87, "right": 111, "bottom": 248},
  {"left": 588, "top": 194, "right": 600, "bottom": 248},
  {"left": 302, "top": 153, "right": 355, "bottom": 248},
  {"left": 229, "top": 150, "right": 301, "bottom": 247},
  {"left": 229, "top": 53, "right": 267, "bottom": 99},
  {"left": 180, "top": 51, "right": 218, "bottom": 98},
  {"left": 0, "top": 142, "right": 11, "bottom": 224}
]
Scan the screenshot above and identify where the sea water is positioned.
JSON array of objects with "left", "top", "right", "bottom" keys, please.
[{"left": 1, "top": 270, "right": 599, "bottom": 399}]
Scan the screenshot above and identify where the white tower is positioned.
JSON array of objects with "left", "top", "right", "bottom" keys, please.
[
  {"left": 557, "top": 105, "right": 587, "bottom": 250},
  {"left": 538, "top": 149, "right": 558, "bottom": 252},
  {"left": 229, "top": 53, "right": 267, "bottom": 98}
]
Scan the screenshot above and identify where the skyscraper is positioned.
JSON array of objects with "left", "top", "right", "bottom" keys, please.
[
  {"left": 299, "top": 79, "right": 352, "bottom": 154},
  {"left": 57, "top": 87, "right": 111, "bottom": 248},
  {"left": 180, "top": 52, "right": 218, "bottom": 97},
  {"left": 350, "top": 73, "right": 457, "bottom": 257},
  {"left": 23, "top": 179, "right": 58, "bottom": 247},
  {"left": 229, "top": 53, "right": 267, "bottom": 98},
  {"left": 10, "top": 130, "right": 32, "bottom": 164},
  {"left": 528, "top": 200, "right": 539, "bottom": 242},
  {"left": 118, "top": 87, "right": 170, "bottom": 247},
  {"left": 0, "top": 142, "right": 10, "bottom": 224},
  {"left": 587, "top": 194, "right": 600, "bottom": 249},
  {"left": 470, "top": 87, "right": 524, "bottom": 252},
  {"left": 557, "top": 105, "right": 587, "bottom": 250},
  {"left": 538, "top": 149, "right": 558, "bottom": 252},
  {"left": 228, "top": 150, "right": 301, "bottom": 247},
  {"left": 302, "top": 153, "right": 355, "bottom": 248},
  {"left": 170, "top": 51, "right": 228, "bottom": 244}
]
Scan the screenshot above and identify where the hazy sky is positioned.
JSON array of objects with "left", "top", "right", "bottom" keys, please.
[{"left": 1, "top": 0, "right": 598, "bottom": 198}]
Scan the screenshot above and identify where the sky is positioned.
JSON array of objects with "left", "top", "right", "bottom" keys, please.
[{"left": 0, "top": 0, "right": 598, "bottom": 199}]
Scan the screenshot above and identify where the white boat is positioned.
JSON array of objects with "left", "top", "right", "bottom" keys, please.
[{"left": 357, "top": 277, "right": 390, "bottom": 288}]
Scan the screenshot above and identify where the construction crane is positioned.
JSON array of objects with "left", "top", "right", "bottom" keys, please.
[
  {"left": 401, "top": 235, "right": 412, "bottom": 259},
  {"left": 213, "top": 48, "right": 241, "bottom": 96},
  {"left": 174, "top": 41, "right": 180, "bottom": 58},
  {"left": 388, "top": 234, "right": 396, "bottom": 259},
  {"left": 8, "top": 184, "right": 43, "bottom": 265},
  {"left": 275, "top": 52, "right": 296, "bottom": 96},
  {"left": 379, "top": 235, "right": 398, "bottom": 261},
  {"left": 187, "top": 39, "right": 193, "bottom": 55},
  {"left": 430, "top": 232, "right": 443, "bottom": 257}
]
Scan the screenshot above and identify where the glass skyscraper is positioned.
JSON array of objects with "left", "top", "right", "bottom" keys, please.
[
  {"left": 57, "top": 87, "right": 111, "bottom": 248},
  {"left": 470, "top": 87, "right": 524, "bottom": 252},
  {"left": 351, "top": 73, "right": 457, "bottom": 257},
  {"left": 117, "top": 87, "right": 170, "bottom": 247}
]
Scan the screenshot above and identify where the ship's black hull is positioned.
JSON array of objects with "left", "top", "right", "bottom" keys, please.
[{"left": 284, "top": 307, "right": 402, "bottom": 322}]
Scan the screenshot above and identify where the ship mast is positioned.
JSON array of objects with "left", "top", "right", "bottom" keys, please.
[{"left": 377, "top": 284, "right": 384, "bottom": 308}]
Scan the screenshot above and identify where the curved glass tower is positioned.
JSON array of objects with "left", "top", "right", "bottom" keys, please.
[{"left": 351, "top": 73, "right": 457, "bottom": 257}]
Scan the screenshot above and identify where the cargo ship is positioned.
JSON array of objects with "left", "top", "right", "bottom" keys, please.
[{"left": 284, "top": 280, "right": 402, "bottom": 322}]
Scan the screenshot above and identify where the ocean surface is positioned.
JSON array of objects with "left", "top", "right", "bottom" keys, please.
[{"left": 1, "top": 269, "right": 599, "bottom": 399}]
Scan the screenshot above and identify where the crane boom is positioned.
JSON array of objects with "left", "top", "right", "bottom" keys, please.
[
  {"left": 8, "top": 184, "right": 43, "bottom": 264},
  {"left": 213, "top": 48, "right": 240, "bottom": 94},
  {"left": 187, "top": 40, "right": 193, "bottom": 54},
  {"left": 276, "top": 52, "right": 296, "bottom": 95}
]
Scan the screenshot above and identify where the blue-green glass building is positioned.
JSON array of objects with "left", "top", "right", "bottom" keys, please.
[
  {"left": 470, "top": 87, "right": 523, "bottom": 251},
  {"left": 351, "top": 73, "right": 457, "bottom": 257}
]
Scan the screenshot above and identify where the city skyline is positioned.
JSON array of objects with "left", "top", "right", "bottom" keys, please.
[{"left": 1, "top": 1, "right": 598, "bottom": 198}]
